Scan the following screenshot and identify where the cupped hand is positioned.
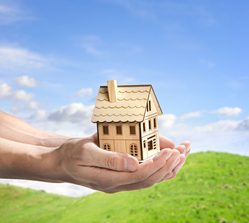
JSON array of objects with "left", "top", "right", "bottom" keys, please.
[
  {"left": 53, "top": 133, "right": 190, "bottom": 193},
  {"left": 159, "top": 135, "right": 191, "bottom": 181}
]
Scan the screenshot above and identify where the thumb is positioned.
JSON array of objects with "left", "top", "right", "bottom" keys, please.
[{"left": 82, "top": 141, "right": 139, "bottom": 172}]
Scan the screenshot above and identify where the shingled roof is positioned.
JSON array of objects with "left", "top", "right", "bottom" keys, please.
[{"left": 91, "top": 83, "right": 162, "bottom": 123}]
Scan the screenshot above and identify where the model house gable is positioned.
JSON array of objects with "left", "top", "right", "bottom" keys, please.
[
  {"left": 91, "top": 83, "right": 162, "bottom": 123},
  {"left": 91, "top": 80, "right": 163, "bottom": 161}
]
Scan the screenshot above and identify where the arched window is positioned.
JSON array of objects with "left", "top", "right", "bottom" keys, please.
[
  {"left": 103, "top": 144, "right": 111, "bottom": 151},
  {"left": 130, "top": 144, "right": 138, "bottom": 157}
]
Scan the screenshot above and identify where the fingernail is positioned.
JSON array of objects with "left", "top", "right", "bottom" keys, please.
[
  {"left": 163, "top": 172, "right": 173, "bottom": 180},
  {"left": 174, "top": 163, "right": 184, "bottom": 173},
  {"left": 124, "top": 158, "right": 137, "bottom": 172}
]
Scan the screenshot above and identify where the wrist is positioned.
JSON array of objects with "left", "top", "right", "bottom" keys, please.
[
  {"left": 36, "top": 131, "right": 70, "bottom": 147},
  {"left": 0, "top": 138, "right": 64, "bottom": 183}
]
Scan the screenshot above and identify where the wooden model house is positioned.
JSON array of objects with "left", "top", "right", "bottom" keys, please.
[{"left": 91, "top": 80, "right": 163, "bottom": 161}]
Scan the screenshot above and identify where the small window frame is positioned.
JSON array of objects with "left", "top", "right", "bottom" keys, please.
[
  {"left": 143, "top": 122, "right": 146, "bottom": 132},
  {"left": 148, "top": 140, "right": 153, "bottom": 151},
  {"left": 148, "top": 120, "right": 151, "bottom": 130},
  {"left": 154, "top": 118, "right": 157, "bottom": 128},
  {"left": 103, "top": 125, "right": 109, "bottom": 135},
  {"left": 103, "top": 143, "right": 111, "bottom": 151},
  {"left": 130, "top": 144, "right": 138, "bottom": 157},
  {"left": 116, "top": 125, "right": 122, "bottom": 135},
  {"left": 130, "top": 126, "right": 136, "bottom": 135}
]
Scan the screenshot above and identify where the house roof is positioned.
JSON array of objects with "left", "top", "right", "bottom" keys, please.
[{"left": 91, "top": 84, "right": 163, "bottom": 123}]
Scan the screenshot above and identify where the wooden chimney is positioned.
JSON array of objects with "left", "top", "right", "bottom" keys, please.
[{"left": 107, "top": 80, "right": 118, "bottom": 103}]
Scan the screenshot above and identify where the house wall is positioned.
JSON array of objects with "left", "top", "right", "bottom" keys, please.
[
  {"left": 97, "top": 91, "right": 161, "bottom": 161},
  {"left": 140, "top": 93, "right": 160, "bottom": 160},
  {"left": 98, "top": 122, "right": 142, "bottom": 160}
]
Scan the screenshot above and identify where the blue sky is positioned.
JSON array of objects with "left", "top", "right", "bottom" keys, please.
[{"left": 0, "top": 0, "right": 249, "bottom": 196}]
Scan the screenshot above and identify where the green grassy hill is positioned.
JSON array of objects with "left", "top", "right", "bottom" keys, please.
[{"left": 0, "top": 151, "right": 249, "bottom": 223}]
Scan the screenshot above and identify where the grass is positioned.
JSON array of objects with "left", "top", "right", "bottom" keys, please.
[{"left": 0, "top": 151, "right": 249, "bottom": 223}]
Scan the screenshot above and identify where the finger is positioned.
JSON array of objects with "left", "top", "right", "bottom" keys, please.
[
  {"left": 175, "top": 145, "right": 186, "bottom": 155},
  {"left": 87, "top": 133, "right": 99, "bottom": 146},
  {"left": 180, "top": 141, "right": 191, "bottom": 157},
  {"left": 78, "top": 148, "right": 174, "bottom": 190},
  {"left": 79, "top": 140, "right": 139, "bottom": 172},
  {"left": 159, "top": 135, "right": 175, "bottom": 150},
  {"left": 173, "top": 154, "right": 186, "bottom": 174},
  {"left": 160, "top": 154, "right": 186, "bottom": 182},
  {"left": 105, "top": 149, "right": 181, "bottom": 192}
]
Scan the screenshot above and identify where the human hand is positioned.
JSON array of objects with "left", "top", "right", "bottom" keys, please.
[
  {"left": 51, "top": 133, "right": 190, "bottom": 193},
  {"left": 159, "top": 135, "right": 191, "bottom": 181}
]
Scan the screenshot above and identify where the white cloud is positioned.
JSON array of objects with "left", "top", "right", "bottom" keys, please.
[
  {"left": 12, "top": 90, "right": 34, "bottom": 101},
  {"left": 237, "top": 117, "right": 249, "bottom": 131},
  {"left": 29, "top": 109, "right": 48, "bottom": 121},
  {"left": 179, "top": 111, "right": 202, "bottom": 121},
  {"left": 14, "top": 75, "right": 38, "bottom": 87},
  {"left": 27, "top": 106, "right": 96, "bottom": 139},
  {"left": 0, "top": 83, "right": 12, "bottom": 98},
  {"left": 212, "top": 107, "right": 242, "bottom": 117},
  {"left": 77, "top": 88, "right": 93, "bottom": 97},
  {"left": 10, "top": 101, "right": 41, "bottom": 114},
  {"left": 0, "top": 46, "right": 49, "bottom": 70},
  {"left": 48, "top": 103, "right": 94, "bottom": 124},
  {"left": 0, "top": 179, "right": 95, "bottom": 197},
  {"left": 158, "top": 114, "right": 177, "bottom": 129},
  {"left": 0, "top": 83, "right": 34, "bottom": 101},
  {"left": 0, "top": 1, "right": 31, "bottom": 25},
  {"left": 195, "top": 119, "right": 240, "bottom": 132},
  {"left": 27, "top": 101, "right": 40, "bottom": 110},
  {"left": 195, "top": 117, "right": 249, "bottom": 133},
  {"left": 159, "top": 116, "right": 249, "bottom": 158}
]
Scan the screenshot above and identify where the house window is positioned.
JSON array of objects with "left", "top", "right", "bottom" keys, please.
[
  {"left": 103, "top": 144, "right": 111, "bottom": 151},
  {"left": 148, "top": 120, "right": 151, "bottom": 130},
  {"left": 130, "top": 126, "right": 136, "bottom": 135},
  {"left": 146, "top": 100, "right": 151, "bottom": 112},
  {"left": 116, "top": 126, "right": 122, "bottom": 135},
  {"left": 148, "top": 140, "right": 153, "bottom": 151},
  {"left": 147, "top": 135, "right": 157, "bottom": 150},
  {"left": 154, "top": 118, "right": 157, "bottom": 128},
  {"left": 143, "top": 123, "right": 146, "bottom": 132},
  {"left": 103, "top": 126, "right": 109, "bottom": 134},
  {"left": 130, "top": 144, "right": 138, "bottom": 157}
]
